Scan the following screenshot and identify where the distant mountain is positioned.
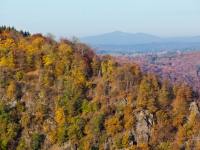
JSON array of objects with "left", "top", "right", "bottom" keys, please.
[
  {"left": 80, "top": 31, "right": 200, "bottom": 45},
  {"left": 80, "top": 31, "right": 163, "bottom": 45}
]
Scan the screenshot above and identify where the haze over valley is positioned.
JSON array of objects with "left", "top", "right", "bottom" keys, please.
[{"left": 81, "top": 31, "right": 200, "bottom": 54}]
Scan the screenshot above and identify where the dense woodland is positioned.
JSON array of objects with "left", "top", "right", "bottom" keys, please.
[
  {"left": 115, "top": 53, "right": 200, "bottom": 93},
  {"left": 0, "top": 26, "right": 200, "bottom": 150}
]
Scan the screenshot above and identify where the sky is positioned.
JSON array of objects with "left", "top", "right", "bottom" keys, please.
[{"left": 1, "top": 0, "right": 200, "bottom": 39}]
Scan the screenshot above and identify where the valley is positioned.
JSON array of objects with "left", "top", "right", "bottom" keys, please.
[{"left": 114, "top": 52, "right": 200, "bottom": 93}]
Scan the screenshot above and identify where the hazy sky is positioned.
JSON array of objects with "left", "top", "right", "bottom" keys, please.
[{"left": 1, "top": 0, "right": 200, "bottom": 39}]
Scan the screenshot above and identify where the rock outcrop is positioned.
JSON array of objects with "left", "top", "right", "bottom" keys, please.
[
  {"left": 189, "top": 102, "right": 200, "bottom": 115},
  {"left": 134, "top": 110, "right": 154, "bottom": 145}
]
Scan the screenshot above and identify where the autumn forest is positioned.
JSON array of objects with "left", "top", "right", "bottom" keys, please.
[{"left": 0, "top": 26, "right": 200, "bottom": 150}]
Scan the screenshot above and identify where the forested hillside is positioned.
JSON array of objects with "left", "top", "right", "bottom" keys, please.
[{"left": 0, "top": 27, "right": 200, "bottom": 150}]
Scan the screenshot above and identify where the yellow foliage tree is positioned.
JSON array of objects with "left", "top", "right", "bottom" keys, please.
[
  {"left": 49, "top": 130, "right": 57, "bottom": 144},
  {"left": 33, "top": 37, "right": 44, "bottom": 50},
  {"left": 101, "top": 59, "right": 115, "bottom": 82},
  {"left": 43, "top": 49, "right": 55, "bottom": 66},
  {"left": 122, "top": 134, "right": 130, "bottom": 148},
  {"left": 139, "top": 76, "right": 151, "bottom": 97},
  {"left": 156, "top": 110, "right": 168, "bottom": 124},
  {"left": 18, "top": 38, "right": 28, "bottom": 50},
  {"left": 55, "top": 61, "right": 65, "bottom": 78},
  {"left": 7, "top": 51, "right": 15, "bottom": 69},
  {"left": 91, "top": 56, "right": 100, "bottom": 76},
  {"left": 7, "top": 81, "right": 17, "bottom": 100},
  {"left": 55, "top": 108, "right": 66, "bottom": 126},
  {"left": 158, "top": 84, "right": 170, "bottom": 107},
  {"left": 4, "top": 38, "right": 16, "bottom": 48},
  {"left": 58, "top": 44, "right": 73, "bottom": 69},
  {"left": 20, "top": 112, "right": 31, "bottom": 128},
  {"left": 0, "top": 56, "right": 7, "bottom": 67},
  {"left": 137, "top": 142, "right": 150, "bottom": 150},
  {"left": 0, "top": 51, "right": 15, "bottom": 70},
  {"left": 124, "top": 105, "right": 135, "bottom": 130},
  {"left": 104, "top": 116, "right": 122, "bottom": 136}
]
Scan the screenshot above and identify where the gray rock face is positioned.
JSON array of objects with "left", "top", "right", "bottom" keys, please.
[
  {"left": 8, "top": 100, "right": 17, "bottom": 108},
  {"left": 58, "top": 141, "right": 77, "bottom": 150},
  {"left": 0, "top": 87, "right": 5, "bottom": 99},
  {"left": 188, "top": 102, "right": 200, "bottom": 125},
  {"left": 134, "top": 110, "right": 154, "bottom": 145},
  {"left": 189, "top": 102, "right": 199, "bottom": 115},
  {"left": 187, "top": 102, "right": 200, "bottom": 149}
]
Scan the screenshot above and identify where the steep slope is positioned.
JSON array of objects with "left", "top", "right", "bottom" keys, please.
[{"left": 0, "top": 28, "right": 200, "bottom": 150}]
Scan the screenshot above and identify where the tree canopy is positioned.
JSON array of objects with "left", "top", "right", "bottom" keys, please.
[{"left": 0, "top": 26, "right": 199, "bottom": 150}]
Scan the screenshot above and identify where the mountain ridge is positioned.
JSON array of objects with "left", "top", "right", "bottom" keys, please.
[{"left": 80, "top": 31, "right": 200, "bottom": 45}]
